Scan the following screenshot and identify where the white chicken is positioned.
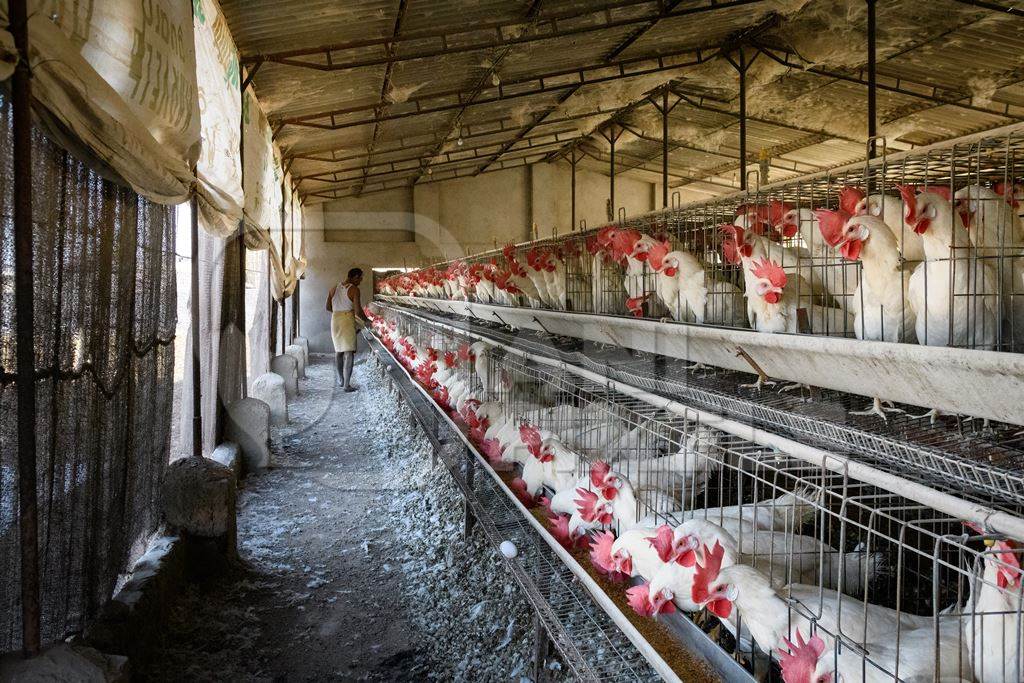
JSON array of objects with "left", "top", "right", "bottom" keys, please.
[
  {"left": 904, "top": 187, "right": 999, "bottom": 349},
  {"left": 645, "top": 239, "right": 744, "bottom": 325},
  {"left": 501, "top": 244, "right": 543, "bottom": 308},
  {"left": 691, "top": 543, "right": 941, "bottom": 666},
  {"left": 816, "top": 209, "right": 917, "bottom": 419},
  {"left": 839, "top": 186, "right": 927, "bottom": 263},
  {"left": 737, "top": 253, "right": 853, "bottom": 336},
  {"left": 962, "top": 527, "right": 1023, "bottom": 683},
  {"left": 956, "top": 184, "right": 1024, "bottom": 348}
]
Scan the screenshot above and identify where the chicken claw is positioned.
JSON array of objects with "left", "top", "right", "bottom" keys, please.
[{"left": 850, "top": 397, "right": 903, "bottom": 421}]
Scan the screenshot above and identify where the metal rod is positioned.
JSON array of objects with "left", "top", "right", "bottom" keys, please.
[
  {"left": 239, "top": 76, "right": 248, "bottom": 397},
  {"left": 867, "top": 0, "right": 877, "bottom": 160},
  {"left": 738, "top": 51, "right": 747, "bottom": 192},
  {"left": 190, "top": 195, "right": 203, "bottom": 457},
  {"left": 662, "top": 89, "right": 669, "bottom": 208},
  {"left": 609, "top": 128, "right": 616, "bottom": 215},
  {"left": 570, "top": 152, "right": 577, "bottom": 231},
  {"left": 11, "top": 0, "right": 40, "bottom": 657}
]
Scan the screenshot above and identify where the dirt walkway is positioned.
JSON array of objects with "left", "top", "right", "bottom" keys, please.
[{"left": 140, "top": 351, "right": 555, "bottom": 682}]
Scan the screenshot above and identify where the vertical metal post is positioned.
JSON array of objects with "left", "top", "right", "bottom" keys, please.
[
  {"left": 570, "top": 151, "right": 577, "bottom": 231},
  {"left": 279, "top": 179, "right": 287, "bottom": 354},
  {"left": 190, "top": 195, "right": 203, "bottom": 457},
  {"left": 293, "top": 278, "right": 300, "bottom": 340},
  {"left": 662, "top": 89, "right": 669, "bottom": 208},
  {"left": 238, "top": 79, "right": 247, "bottom": 397},
  {"left": 866, "top": 0, "right": 877, "bottom": 160},
  {"left": 11, "top": 0, "right": 41, "bottom": 657},
  {"left": 608, "top": 127, "right": 616, "bottom": 215},
  {"left": 738, "top": 51, "right": 748, "bottom": 192}
]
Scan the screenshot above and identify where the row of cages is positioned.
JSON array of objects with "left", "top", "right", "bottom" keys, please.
[
  {"left": 379, "top": 124, "right": 1024, "bottom": 353},
  {"left": 367, "top": 305, "right": 1024, "bottom": 683}
]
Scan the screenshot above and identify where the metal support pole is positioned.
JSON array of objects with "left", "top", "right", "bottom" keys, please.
[
  {"left": 190, "top": 195, "right": 203, "bottom": 457},
  {"left": 662, "top": 89, "right": 669, "bottom": 208},
  {"left": 608, "top": 128, "right": 616, "bottom": 215},
  {"left": 738, "top": 51, "right": 747, "bottom": 192},
  {"left": 570, "top": 151, "right": 577, "bottom": 231},
  {"left": 293, "top": 278, "right": 300, "bottom": 340},
  {"left": 280, "top": 299, "right": 286, "bottom": 353},
  {"left": 11, "top": 0, "right": 41, "bottom": 656},
  {"left": 238, "top": 78, "right": 248, "bottom": 397},
  {"left": 866, "top": 0, "right": 877, "bottom": 160}
]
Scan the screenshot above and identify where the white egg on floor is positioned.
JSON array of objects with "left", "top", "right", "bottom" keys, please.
[{"left": 499, "top": 541, "right": 517, "bottom": 558}]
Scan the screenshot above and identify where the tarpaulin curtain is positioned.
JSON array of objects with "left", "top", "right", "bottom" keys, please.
[
  {"left": 193, "top": 0, "right": 243, "bottom": 237},
  {"left": 0, "top": 0, "right": 201, "bottom": 203},
  {"left": 0, "top": 90, "right": 176, "bottom": 651}
]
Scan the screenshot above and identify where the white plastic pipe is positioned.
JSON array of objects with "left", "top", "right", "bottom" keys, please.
[{"left": 384, "top": 303, "right": 1024, "bottom": 541}]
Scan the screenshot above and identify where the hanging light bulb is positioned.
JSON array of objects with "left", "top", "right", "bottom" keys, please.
[
  {"left": 492, "top": 72, "right": 501, "bottom": 87},
  {"left": 457, "top": 136, "right": 464, "bottom": 146}
]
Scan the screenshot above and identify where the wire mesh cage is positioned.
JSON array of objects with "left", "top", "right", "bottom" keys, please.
[
  {"left": 378, "top": 124, "right": 1024, "bottom": 354},
  {"left": 368, "top": 304, "right": 1024, "bottom": 683}
]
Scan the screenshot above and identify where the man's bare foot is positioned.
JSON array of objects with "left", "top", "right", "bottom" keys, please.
[{"left": 344, "top": 385, "right": 359, "bottom": 392}]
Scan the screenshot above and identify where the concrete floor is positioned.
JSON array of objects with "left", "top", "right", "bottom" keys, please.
[{"left": 141, "top": 352, "right": 436, "bottom": 681}]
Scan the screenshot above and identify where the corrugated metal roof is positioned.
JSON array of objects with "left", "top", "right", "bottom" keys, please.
[{"left": 218, "top": 0, "right": 1024, "bottom": 203}]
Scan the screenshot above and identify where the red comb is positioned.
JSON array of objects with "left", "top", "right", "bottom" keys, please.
[
  {"left": 691, "top": 541, "right": 726, "bottom": 606},
  {"left": 590, "top": 460, "right": 611, "bottom": 488},
  {"left": 647, "top": 524, "right": 676, "bottom": 563},
  {"left": 443, "top": 351, "right": 458, "bottom": 368},
  {"left": 895, "top": 184, "right": 918, "bottom": 223},
  {"left": 574, "top": 488, "right": 612, "bottom": 525},
  {"left": 590, "top": 530, "right": 621, "bottom": 577},
  {"left": 777, "top": 630, "right": 827, "bottom": 682},
  {"left": 750, "top": 257, "right": 787, "bottom": 289},
  {"left": 839, "top": 186, "right": 866, "bottom": 215},
  {"left": 646, "top": 240, "right": 672, "bottom": 272},
  {"left": 923, "top": 185, "right": 953, "bottom": 202},
  {"left": 626, "top": 583, "right": 656, "bottom": 617},
  {"left": 814, "top": 208, "right": 851, "bottom": 248}
]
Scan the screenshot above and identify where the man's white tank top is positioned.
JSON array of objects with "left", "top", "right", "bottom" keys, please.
[{"left": 332, "top": 282, "right": 355, "bottom": 312}]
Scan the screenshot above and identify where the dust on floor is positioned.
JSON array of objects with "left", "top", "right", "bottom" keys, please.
[{"left": 138, "top": 351, "right": 568, "bottom": 682}]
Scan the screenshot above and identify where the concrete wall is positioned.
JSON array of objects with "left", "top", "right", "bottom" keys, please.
[
  {"left": 299, "top": 203, "right": 422, "bottom": 353},
  {"left": 531, "top": 161, "right": 657, "bottom": 237},
  {"left": 299, "top": 162, "right": 657, "bottom": 352}
]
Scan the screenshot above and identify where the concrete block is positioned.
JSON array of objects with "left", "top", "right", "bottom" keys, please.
[
  {"left": 285, "top": 343, "right": 306, "bottom": 379},
  {"left": 0, "top": 642, "right": 129, "bottom": 682},
  {"left": 251, "top": 373, "right": 288, "bottom": 426},
  {"left": 293, "top": 335, "right": 310, "bottom": 366},
  {"left": 270, "top": 354, "right": 298, "bottom": 397},
  {"left": 161, "top": 456, "right": 236, "bottom": 540},
  {"left": 225, "top": 397, "right": 271, "bottom": 470},
  {"left": 210, "top": 442, "right": 241, "bottom": 480}
]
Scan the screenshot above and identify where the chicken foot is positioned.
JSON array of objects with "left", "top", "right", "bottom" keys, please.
[{"left": 850, "top": 397, "right": 904, "bottom": 421}]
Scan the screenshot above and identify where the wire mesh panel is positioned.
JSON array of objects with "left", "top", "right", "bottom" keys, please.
[
  {"left": 0, "top": 91, "right": 176, "bottom": 651},
  {"left": 379, "top": 124, "right": 1024, "bottom": 355},
  {"left": 369, "top": 303, "right": 1024, "bottom": 683}
]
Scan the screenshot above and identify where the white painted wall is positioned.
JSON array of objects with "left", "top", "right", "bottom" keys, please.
[
  {"left": 531, "top": 161, "right": 657, "bottom": 237},
  {"left": 299, "top": 163, "right": 657, "bottom": 352}
]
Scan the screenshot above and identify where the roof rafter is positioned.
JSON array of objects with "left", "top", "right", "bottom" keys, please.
[
  {"left": 614, "top": 123, "right": 825, "bottom": 177},
  {"left": 411, "top": 0, "right": 546, "bottom": 186},
  {"left": 311, "top": 137, "right": 572, "bottom": 194},
  {"left": 355, "top": 0, "right": 411, "bottom": 197},
  {"left": 540, "top": 12, "right": 784, "bottom": 167},
  {"left": 276, "top": 43, "right": 723, "bottom": 130},
  {"left": 474, "top": 0, "right": 700, "bottom": 175},
  {"left": 242, "top": 0, "right": 765, "bottom": 70},
  {"left": 296, "top": 128, "right": 581, "bottom": 182},
  {"left": 755, "top": 45, "right": 1023, "bottom": 120}
]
